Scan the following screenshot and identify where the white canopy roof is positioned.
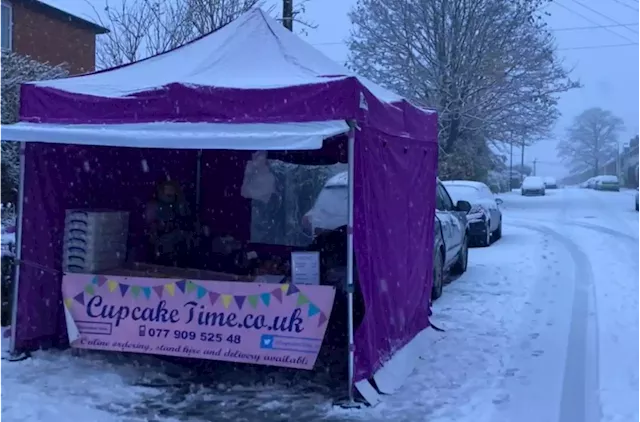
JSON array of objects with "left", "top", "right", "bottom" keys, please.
[
  {"left": 28, "top": 8, "right": 404, "bottom": 104},
  {"left": 1, "top": 121, "right": 350, "bottom": 150}
]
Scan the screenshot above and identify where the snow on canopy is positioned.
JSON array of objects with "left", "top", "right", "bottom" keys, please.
[{"left": 28, "top": 8, "right": 415, "bottom": 105}]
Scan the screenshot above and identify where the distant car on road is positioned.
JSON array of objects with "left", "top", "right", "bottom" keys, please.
[
  {"left": 543, "top": 177, "right": 558, "bottom": 189},
  {"left": 442, "top": 180, "right": 503, "bottom": 247},
  {"left": 593, "top": 175, "right": 620, "bottom": 191},
  {"left": 521, "top": 176, "right": 546, "bottom": 196},
  {"left": 302, "top": 174, "right": 471, "bottom": 301}
]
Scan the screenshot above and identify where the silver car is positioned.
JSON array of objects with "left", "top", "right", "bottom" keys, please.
[{"left": 303, "top": 173, "right": 471, "bottom": 301}]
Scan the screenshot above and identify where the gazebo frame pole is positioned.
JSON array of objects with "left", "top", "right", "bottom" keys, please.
[
  {"left": 10, "top": 142, "right": 26, "bottom": 355},
  {"left": 346, "top": 121, "right": 356, "bottom": 404}
]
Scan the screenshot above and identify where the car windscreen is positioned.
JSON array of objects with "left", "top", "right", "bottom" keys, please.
[{"left": 444, "top": 185, "right": 482, "bottom": 203}]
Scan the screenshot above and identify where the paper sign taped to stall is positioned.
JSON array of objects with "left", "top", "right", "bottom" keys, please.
[
  {"left": 291, "top": 252, "right": 320, "bottom": 285},
  {"left": 61, "top": 274, "right": 335, "bottom": 370}
]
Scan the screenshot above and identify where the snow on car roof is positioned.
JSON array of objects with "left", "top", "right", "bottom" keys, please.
[
  {"left": 324, "top": 171, "right": 348, "bottom": 187},
  {"left": 442, "top": 180, "right": 486, "bottom": 189},
  {"left": 595, "top": 175, "right": 618, "bottom": 182}
]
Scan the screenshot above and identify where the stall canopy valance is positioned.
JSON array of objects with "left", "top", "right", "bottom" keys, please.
[{"left": 1, "top": 121, "right": 350, "bottom": 149}]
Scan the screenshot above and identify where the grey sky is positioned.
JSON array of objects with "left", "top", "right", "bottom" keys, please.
[{"left": 46, "top": 0, "right": 639, "bottom": 178}]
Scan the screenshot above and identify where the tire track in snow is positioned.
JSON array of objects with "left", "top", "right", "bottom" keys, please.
[
  {"left": 507, "top": 221, "right": 601, "bottom": 422},
  {"left": 566, "top": 221, "right": 638, "bottom": 243}
]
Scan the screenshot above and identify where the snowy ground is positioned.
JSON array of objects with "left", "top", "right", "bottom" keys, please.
[{"left": 2, "top": 188, "right": 638, "bottom": 422}]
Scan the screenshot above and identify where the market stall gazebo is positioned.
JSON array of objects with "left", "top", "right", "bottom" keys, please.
[{"left": 2, "top": 8, "right": 438, "bottom": 404}]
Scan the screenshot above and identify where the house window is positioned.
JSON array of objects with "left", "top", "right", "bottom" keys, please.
[
  {"left": 250, "top": 161, "right": 346, "bottom": 247},
  {"left": 1, "top": 2, "right": 12, "bottom": 51}
]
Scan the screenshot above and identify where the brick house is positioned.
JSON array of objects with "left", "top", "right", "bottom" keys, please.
[{"left": 1, "top": 0, "right": 108, "bottom": 74}]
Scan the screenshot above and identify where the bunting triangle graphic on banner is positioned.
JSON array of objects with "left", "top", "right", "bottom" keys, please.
[
  {"left": 247, "top": 295, "right": 258, "bottom": 308},
  {"left": 209, "top": 292, "right": 220, "bottom": 305},
  {"left": 317, "top": 312, "right": 328, "bottom": 327},
  {"left": 271, "top": 288, "right": 282, "bottom": 303},
  {"left": 84, "top": 284, "right": 95, "bottom": 296},
  {"left": 260, "top": 293, "right": 271, "bottom": 306},
  {"left": 91, "top": 276, "right": 99, "bottom": 285},
  {"left": 97, "top": 275, "right": 108, "bottom": 287},
  {"left": 153, "top": 285, "right": 164, "bottom": 298},
  {"left": 286, "top": 284, "right": 299, "bottom": 296},
  {"left": 186, "top": 281, "right": 197, "bottom": 294},
  {"left": 280, "top": 284, "right": 288, "bottom": 293},
  {"left": 176, "top": 280, "right": 187, "bottom": 293},
  {"left": 64, "top": 298, "right": 73, "bottom": 310},
  {"left": 73, "top": 292, "right": 85, "bottom": 305},
  {"left": 308, "top": 303, "right": 320, "bottom": 317},
  {"left": 130, "top": 285, "right": 141, "bottom": 298},
  {"left": 108, "top": 281, "right": 118, "bottom": 293},
  {"left": 296, "top": 294, "right": 309, "bottom": 306},
  {"left": 234, "top": 295, "right": 246, "bottom": 309},
  {"left": 119, "top": 284, "right": 129, "bottom": 297},
  {"left": 142, "top": 287, "right": 152, "bottom": 299},
  {"left": 222, "top": 295, "right": 232, "bottom": 309},
  {"left": 196, "top": 286, "right": 207, "bottom": 299},
  {"left": 165, "top": 283, "right": 175, "bottom": 296}
]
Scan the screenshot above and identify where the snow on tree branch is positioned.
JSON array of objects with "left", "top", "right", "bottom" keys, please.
[
  {"left": 1, "top": 51, "right": 69, "bottom": 206},
  {"left": 1, "top": 51, "right": 69, "bottom": 125},
  {"left": 347, "top": 0, "right": 579, "bottom": 178},
  {"left": 556, "top": 107, "right": 625, "bottom": 176}
]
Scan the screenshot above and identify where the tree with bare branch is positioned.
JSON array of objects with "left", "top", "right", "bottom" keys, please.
[
  {"left": 557, "top": 107, "right": 625, "bottom": 176},
  {"left": 91, "top": 0, "right": 314, "bottom": 69},
  {"left": 347, "top": 0, "right": 578, "bottom": 178}
]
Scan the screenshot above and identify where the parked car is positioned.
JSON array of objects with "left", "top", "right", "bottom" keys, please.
[
  {"left": 442, "top": 180, "right": 503, "bottom": 247},
  {"left": 593, "top": 175, "right": 620, "bottom": 191},
  {"left": 544, "top": 177, "right": 558, "bottom": 189},
  {"left": 521, "top": 176, "right": 546, "bottom": 196},
  {"left": 586, "top": 177, "right": 598, "bottom": 189},
  {"left": 1, "top": 225, "right": 15, "bottom": 259},
  {"left": 303, "top": 173, "right": 470, "bottom": 301},
  {"left": 432, "top": 180, "right": 471, "bottom": 300}
]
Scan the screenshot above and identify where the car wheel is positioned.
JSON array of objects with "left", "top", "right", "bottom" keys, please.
[
  {"left": 451, "top": 234, "right": 468, "bottom": 275},
  {"left": 477, "top": 221, "right": 491, "bottom": 247},
  {"left": 494, "top": 220, "right": 502, "bottom": 240},
  {"left": 431, "top": 247, "right": 444, "bottom": 301}
]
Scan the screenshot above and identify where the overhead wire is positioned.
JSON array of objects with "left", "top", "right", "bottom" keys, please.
[
  {"left": 312, "top": 20, "right": 640, "bottom": 49},
  {"left": 555, "top": 1, "right": 637, "bottom": 43},
  {"left": 608, "top": 0, "right": 639, "bottom": 12},
  {"left": 569, "top": 0, "right": 639, "bottom": 34}
]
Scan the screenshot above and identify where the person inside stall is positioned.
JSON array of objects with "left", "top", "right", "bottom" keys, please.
[{"left": 145, "top": 180, "right": 193, "bottom": 267}]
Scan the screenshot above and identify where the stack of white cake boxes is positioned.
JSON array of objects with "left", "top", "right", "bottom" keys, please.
[{"left": 63, "top": 209, "right": 130, "bottom": 273}]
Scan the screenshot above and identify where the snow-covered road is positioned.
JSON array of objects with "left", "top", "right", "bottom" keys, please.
[{"left": 2, "top": 188, "right": 638, "bottom": 422}]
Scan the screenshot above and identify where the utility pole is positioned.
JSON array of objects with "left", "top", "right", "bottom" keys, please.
[
  {"left": 282, "top": 0, "right": 293, "bottom": 31},
  {"left": 520, "top": 140, "right": 525, "bottom": 182},
  {"left": 509, "top": 141, "right": 513, "bottom": 189},
  {"left": 533, "top": 158, "right": 537, "bottom": 176}
]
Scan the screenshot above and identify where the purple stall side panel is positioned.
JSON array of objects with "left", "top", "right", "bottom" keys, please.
[
  {"left": 352, "top": 127, "right": 438, "bottom": 383},
  {"left": 15, "top": 144, "right": 197, "bottom": 351}
]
